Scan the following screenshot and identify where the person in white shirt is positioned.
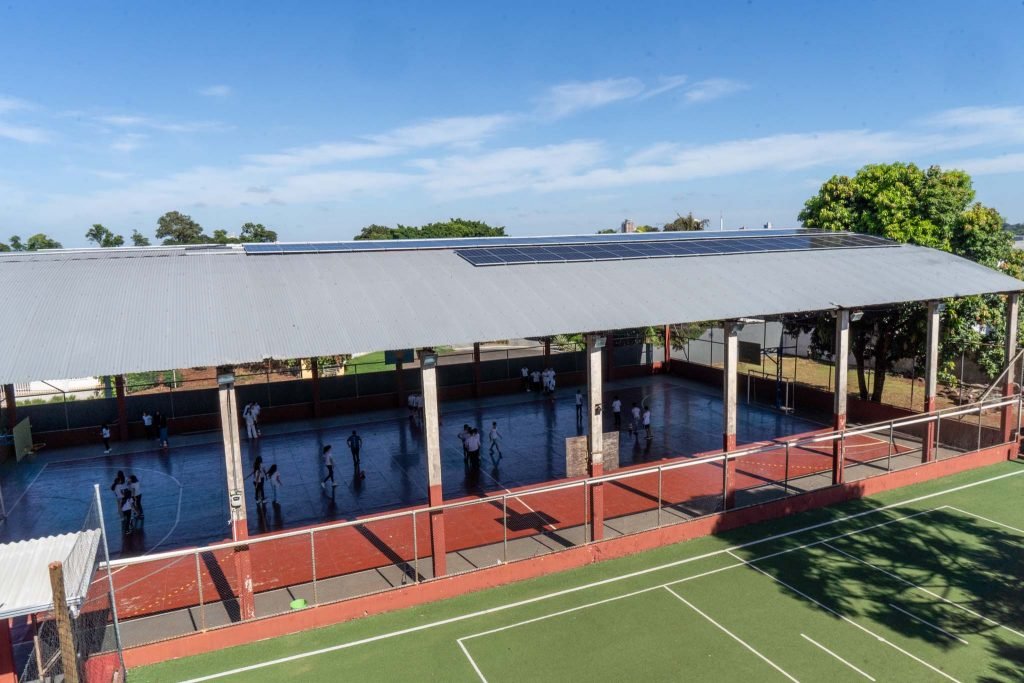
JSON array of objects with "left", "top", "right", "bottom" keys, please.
[
  {"left": 575, "top": 390, "right": 584, "bottom": 422},
  {"left": 251, "top": 402, "right": 262, "bottom": 435},
  {"left": 243, "top": 403, "right": 258, "bottom": 440},
  {"left": 521, "top": 366, "right": 530, "bottom": 392},
  {"left": 458, "top": 424, "right": 471, "bottom": 462},
  {"left": 611, "top": 396, "right": 622, "bottom": 430},
  {"left": 129, "top": 474, "right": 143, "bottom": 519},
  {"left": 321, "top": 445, "right": 337, "bottom": 489},
  {"left": 266, "top": 464, "right": 282, "bottom": 503},
  {"left": 630, "top": 402, "right": 641, "bottom": 439},
  {"left": 642, "top": 406, "right": 652, "bottom": 440},
  {"left": 530, "top": 369, "right": 541, "bottom": 393},
  {"left": 142, "top": 411, "right": 154, "bottom": 440},
  {"left": 465, "top": 428, "right": 482, "bottom": 468},
  {"left": 488, "top": 421, "right": 502, "bottom": 459},
  {"left": 101, "top": 424, "right": 112, "bottom": 454}
]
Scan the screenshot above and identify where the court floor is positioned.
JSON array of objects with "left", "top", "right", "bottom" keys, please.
[{"left": 0, "top": 375, "right": 824, "bottom": 555}]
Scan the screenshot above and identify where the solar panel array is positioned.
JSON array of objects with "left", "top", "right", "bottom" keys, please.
[{"left": 455, "top": 231, "right": 895, "bottom": 266}]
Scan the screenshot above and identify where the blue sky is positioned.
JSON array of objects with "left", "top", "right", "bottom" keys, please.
[{"left": 2, "top": 1, "right": 1024, "bottom": 246}]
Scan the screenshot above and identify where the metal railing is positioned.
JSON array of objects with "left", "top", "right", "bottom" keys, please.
[{"left": 95, "top": 392, "right": 1020, "bottom": 650}]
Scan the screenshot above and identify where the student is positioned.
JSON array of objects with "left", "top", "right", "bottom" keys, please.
[
  {"left": 129, "top": 474, "right": 143, "bottom": 519},
  {"left": 121, "top": 490, "right": 136, "bottom": 535},
  {"left": 110, "top": 471, "right": 126, "bottom": 502},
  {"left": 266, "top": 464, "right": 282, "bottom": 502},
  {"left": 611, "top": 396, "right": 622, "bottom": 429},
  {"left": 521, "top": 365, "right": 531, "bottom": 391},
  {"left": 101, "top": 423, "right": 112, "bottom": 454},
  {"left": 575, "top": 390, "right": 584, "bottom": 422},
  {"left": 156, "top": 411, "right": 169, "bottom": 448},
  {"left": 530, "top": 369, "right": 542, "bottom": 393},
  {"left": 321, "top": 445, "right": 336, "bottom": 489},
  {"left": 457, "top": 424, "right": 471, "bottom": 462},
  {"left": 465, "top": 428, "right": 482, "bottom": 469},
  {"left": 488, "top": 421, "right": 502, "bottom": 459},
  {"left": 347, "top": 430, "right": 362, "bottom": 467},
  {"left": 252, "top": 455, "right": 266, "bottom": 504},
  {"left": 630, "top": 402, "right": 641, "bottom": 438},
  {"left": 142, "top": 411, "right": 154, "bottom": 440},
  {"left": 642, "top": 406, "right": 653, "bottom": 441},
  {"left": 251, "top": 402, "right": 262, "bottom": 436},
  {"left": 243, "top": 403, "right": 258, "bottom": 440}
]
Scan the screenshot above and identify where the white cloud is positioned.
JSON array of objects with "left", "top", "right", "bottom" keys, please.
[
  {"left": 683, "top": 78, "right": 748, "bottom": 104},
  {"left": 538, "top": 78, "right": 646, "bottom": 119},
  {"left": 0, "top": 121, "right": 51, "bottom": 143},
  {"left": 369, "top": 114, "right": 513, "bottom": 148},
  {"left": 0, "top": 95, "right": 33, "bottom": 113},
  {"left": 199, "top": 85, "right": 232, "bottom": 98},
  {"left": 110, "top": 133, "right": 147, "bottom": 153},
  {"left": 923, "top": 106, "right": 1024, "bottom": 129},
  {"left": 97, "top": 114, "right": 224, "bottom": 133},
  {"left": 944, "top": 152, "right": 1024, "bottom": 175},
  {"left": 246, "top": 142, "right": 400, "bottom": 168},
  {"left": 636, "top": 75, "right": 689, "bottom": 101}
]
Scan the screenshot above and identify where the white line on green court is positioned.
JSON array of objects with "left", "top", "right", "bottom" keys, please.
[
  {"left": 799, "top": 634, "right": 875, "bottom": 681},
  {"left": 457, "top": 640, "right": 488, "bottom": 683},
  {"left": 729, "top": 551, "right": 962, "bottom": 683},
  {"left": 887, "top": 603, "right": 968, "bottom": 645},
  {"left": 821, "top": 541, "right": 1024, "bottom": 640},
  {"left": 944, "top": 505, "right": 1024, "bottom": 535},
  {"left": 179, "top": 468, "right": 1023, "bottom": 682},
  {"left": 664, "top": 586, "right": 800, "bottom": 683}
]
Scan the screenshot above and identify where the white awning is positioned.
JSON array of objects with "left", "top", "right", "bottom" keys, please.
[{"left": 0, "top": 530, "right": 102, "bottom": 619}]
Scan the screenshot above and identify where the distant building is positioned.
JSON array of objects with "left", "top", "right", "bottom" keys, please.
[{"left": 621, "top": 219, "right": 635, "bottom": 233}]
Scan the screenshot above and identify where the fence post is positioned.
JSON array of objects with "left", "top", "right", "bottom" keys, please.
[
  {"left": 502, "top": 495, "right": 508, "bottom": 564},
  {"left": 412, "top": 510, "right": 419, "bottom": 582},
  {"left": 887, "top": 422, "right": 894, "bottom": 471},
  {"left": 784, "top": 442, "right": 791, "bottom": 492},
  {"left": 48, "top": 561, "right": 79, "bottom": 683},
  {"left": 657, "top": 467, "right": 663, "bottom": 527},
  {"left": 309, "top": 530, "right": 318, "bottom": 604},
  {"left": 1001, "top": 293, "right": 1020, "bottom": 450},
  {"left": 195, "top": 552, "right": 206, "bottom": 630}
]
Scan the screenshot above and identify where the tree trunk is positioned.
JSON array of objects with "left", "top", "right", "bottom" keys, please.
[
  {"left": 871, "top": 332, "right": 890, "bottom": 403},
  {"left": 852, "top": 335, "right": 869, "bottom": 401}
]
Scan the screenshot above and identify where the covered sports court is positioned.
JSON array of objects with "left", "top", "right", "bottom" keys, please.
[{"left": 0, "top": 228, "right": 1022, "bottom": 679}]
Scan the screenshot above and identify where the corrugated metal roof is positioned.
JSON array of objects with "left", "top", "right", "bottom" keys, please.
[
  {"left": 0, "top": 237, "right": 1021, "bottom": 382},
  {"left": 0, "top": 530, "right": 101, "bottom": 618}
]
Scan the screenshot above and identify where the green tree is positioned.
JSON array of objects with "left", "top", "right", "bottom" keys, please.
[
  {"left": 8, "top": 235, "right": 24, "bottom": 251},
  {"left": 0, "top": 242, "right": 9, "bottom": 252},
  {"left": 799, "top": 162, "right": 1017, "bottom": 399},
  {"left": 663, "top": 212, "right": 709, "bottom": 231},
  {"left": 155, "top": 211, "right": 208, "bottom": 245},
  {"left": 239, "top": 222, "right": 278, "bottom": 243},
  {"left": 24, "top": 233, "right": 63, "bottom": 250},
  {"left": 354, "top": 218, "right": 506, "bottom": 240},
  {"left": 85, "top": 223, "right": 125, "bottom": 248},
  {"left": 635, "top": 225, "right": 659, "bottom": 233},
  {"left": 210, "top": 229, "right": 237, "bottom": 245},
  {"left": 130, "top": 230, "right": 151, "bottom": 247},
  {"left": 596, "top": 229, "right": 617, "bottom": 234}
]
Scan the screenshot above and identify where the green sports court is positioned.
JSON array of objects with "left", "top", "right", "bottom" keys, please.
[{"left": 131, "top": 460, "right": 1024, "bottom": 682}]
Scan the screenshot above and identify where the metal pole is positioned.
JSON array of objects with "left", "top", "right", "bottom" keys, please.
[
  {"left": 977, "top": 408, "right": 983, "bottom": 451},
  {"left": 784, "top": 442, "right": 791, "bottom": 492},
  {"left": 412, "top": 510, "right": 419, "bottom": 583},
  {"left": 502, "top": 496, "right": 508, "bottom": 564},
  {"left": 310, "top": 530, "right": 318, "bottom": 604},
  {"left": 934, "top": 414, "right": 942, "bottom": 458},
  {"left": 887, "top": 422, "right": 894, "bottom": 471},
  {"left": 93, "top": 484, "right": 126, "bottom": 675},
  {"left": 583, "top": 483, "right": 589, "bottom": 543},
  {"left": 657, "top": 467, "right": 663, "bottom": 527},
  {"left": 195, "top": 551, "right": 206, "bottom": 630}
]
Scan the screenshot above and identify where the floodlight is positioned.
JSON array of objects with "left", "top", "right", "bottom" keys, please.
[
  {"left": 419, "top": 348, "right": 438, "bottom": 368},
  {"left": 850, "top": 310, "right": 864, "bottom": 322},
  {"left": 593, "top": 336, "right": 607, "bottom": 349},
  {"left": 217, "top": 372, "right": 235, "bottom": 386}
]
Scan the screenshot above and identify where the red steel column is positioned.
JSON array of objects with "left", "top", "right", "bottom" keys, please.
[
  {"left": 421, "top": 352, "right": 446, "bottom": 577},
  {"left": 922, "top": 302, "right": 941, "bottom": 462},
  {"left": 833, "top": 310, "right": 850, "bottom": 483},
  {"left": 1001, "top": 293, "right": 1020, "bottom": 451},
  {"left": 663, "top": 325, "right": 672, "bottom": 372},
  {"left": 3, "top": 385, "right": 16, "bottom": 432},
  {"left": 114, "top": 375, "right": 128, "bottom": 441},
  {"left": 310, "top": 359, "right": 322, "bottom": 418},
  {"left": 722, "top": 322, "right": 738, "bottom": 508},
  {"left": 217, "top": 369, "right": 255, "bottom": 620},
  {"left": 586, "top": 334, "right": 605, "bottom": 541},
  {"left": 0, "top": 619, "right": 15, "bottom": 683},
  {"left": 472, "top": 343, "right": 482, "bottom": 398}
]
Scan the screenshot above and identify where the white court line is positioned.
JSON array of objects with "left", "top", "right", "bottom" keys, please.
[
  {"left": 728, "top": 551, "right": 962, "bottom": 683},
  {"left": 0, "top": 463, "right": 48, "bottom": 524},
  {"left": 800, "top": 634, "right": 875, "bottom": 681},
  {"left": 664, "top": 586, "right": 799, "bottom": 683},
  {"left": 179, "top": 468, "right": 1023, "bottom": 682},
  {"left": 888, "top": 603, "right": 969, "bottom": 645},
  {"left": 944, "top": 505, "right": 1024, "bottom": 536},
  {"left": 821, "top": 542, "right": 1024, "bottom": 641},
  {"left": 457, "top": 639, "right": 488, "bottom": 683}
]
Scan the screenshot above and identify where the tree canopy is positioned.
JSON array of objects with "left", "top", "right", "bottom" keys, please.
[
  {"left": 354, "top": 218, "right": 505, "bottom": 240},
  {"left": 130, "top": 230, "right": 151, "bottom": 247},
  {"left": 155, "top": 211, "right": 207, "bottom": 245},
  {"left": 799, "top": 162, "right": 1020, "bottom": 398},
  {"left": 85, "top": 224, "right": 125, "bottom": 248},
  {"left": 2, "top": 233, "right": 63, "bottom": 251},
  {"left": 663, "top": 212, "right": 709, "bottom": 231}
]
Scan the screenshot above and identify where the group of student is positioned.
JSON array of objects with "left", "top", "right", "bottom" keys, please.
[
  {"left": 457, "top": 422, "right": 502, "bottom": 468},
  {"left": 242, "top": 402, "right": 262, "bottom": 440},
  {"left": 320, "top": 430, "right": 365, "bottom": 490},
  {"left": 249, "top": 455, "right": 282, "bottom": 505},
  {"left": 521, "top": 366, "right": 558, "bottom": 395},
  {"left": 110, "top": 470, "right": 143, "bottom": 534},
  {"left": 140, "top": 411, "right": 170, "bottom": 448},
  {"left": 609, "top": 396, "right": 653, "bottom": 440}
]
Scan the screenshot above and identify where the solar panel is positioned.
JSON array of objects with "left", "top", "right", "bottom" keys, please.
[{"left": 454, "top": 231, "right": 895, "bottom": 266}]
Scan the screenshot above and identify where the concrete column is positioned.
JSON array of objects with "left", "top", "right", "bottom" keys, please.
[
  {"left": 472, "top": 342, "right": 482, "bottom": 398},
  {"left": 114, "top": 375, "right": 128, "bottom": 441},
  {"left": 217, "top": 369, "right": 255, "bottom": 620},
  {"left": 1002, "top": 293, "right": 1020, "bottom": 450},
  {"left": 3, "top": 385, "right": 16, "bottom": 432},
  {"left": 663, "top": 325, "right": 672, "bottom": 372},
  {"left": 394, "top": 358, "right": 405, "bottom": 408},
  {"left": 310, "top": 359, "right": 322, "bottom": 418},
  {"left": 722, "top": 322, "right": 739, "bottom": 508},
  {"left": 421, "top": 353, "right": 446, "bottom": 577},
  {"left": 833, "top": 310, "right": 850, "bottom": 483},
  {"left": 922, "top": 301, "right": 941, "bottom": 462},
  {"left": 586, "top": 334, "right": 605, "bottom": 541}
]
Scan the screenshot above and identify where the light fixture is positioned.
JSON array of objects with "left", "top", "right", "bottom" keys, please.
[
  {"left": 419, "top": 348, "right": 438, "bottom": 368},
  {"left": 850, "top": 310, "right": 864, "bottom": 322},
  {"left": 593, "top": 335, "right": 607, "bottom": 349},
  {"left": 217, "top": 371, "right": 235, "bottom": 386},
  {"left": 936, "top": 302, "right": 947, "bottom": 314}
]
